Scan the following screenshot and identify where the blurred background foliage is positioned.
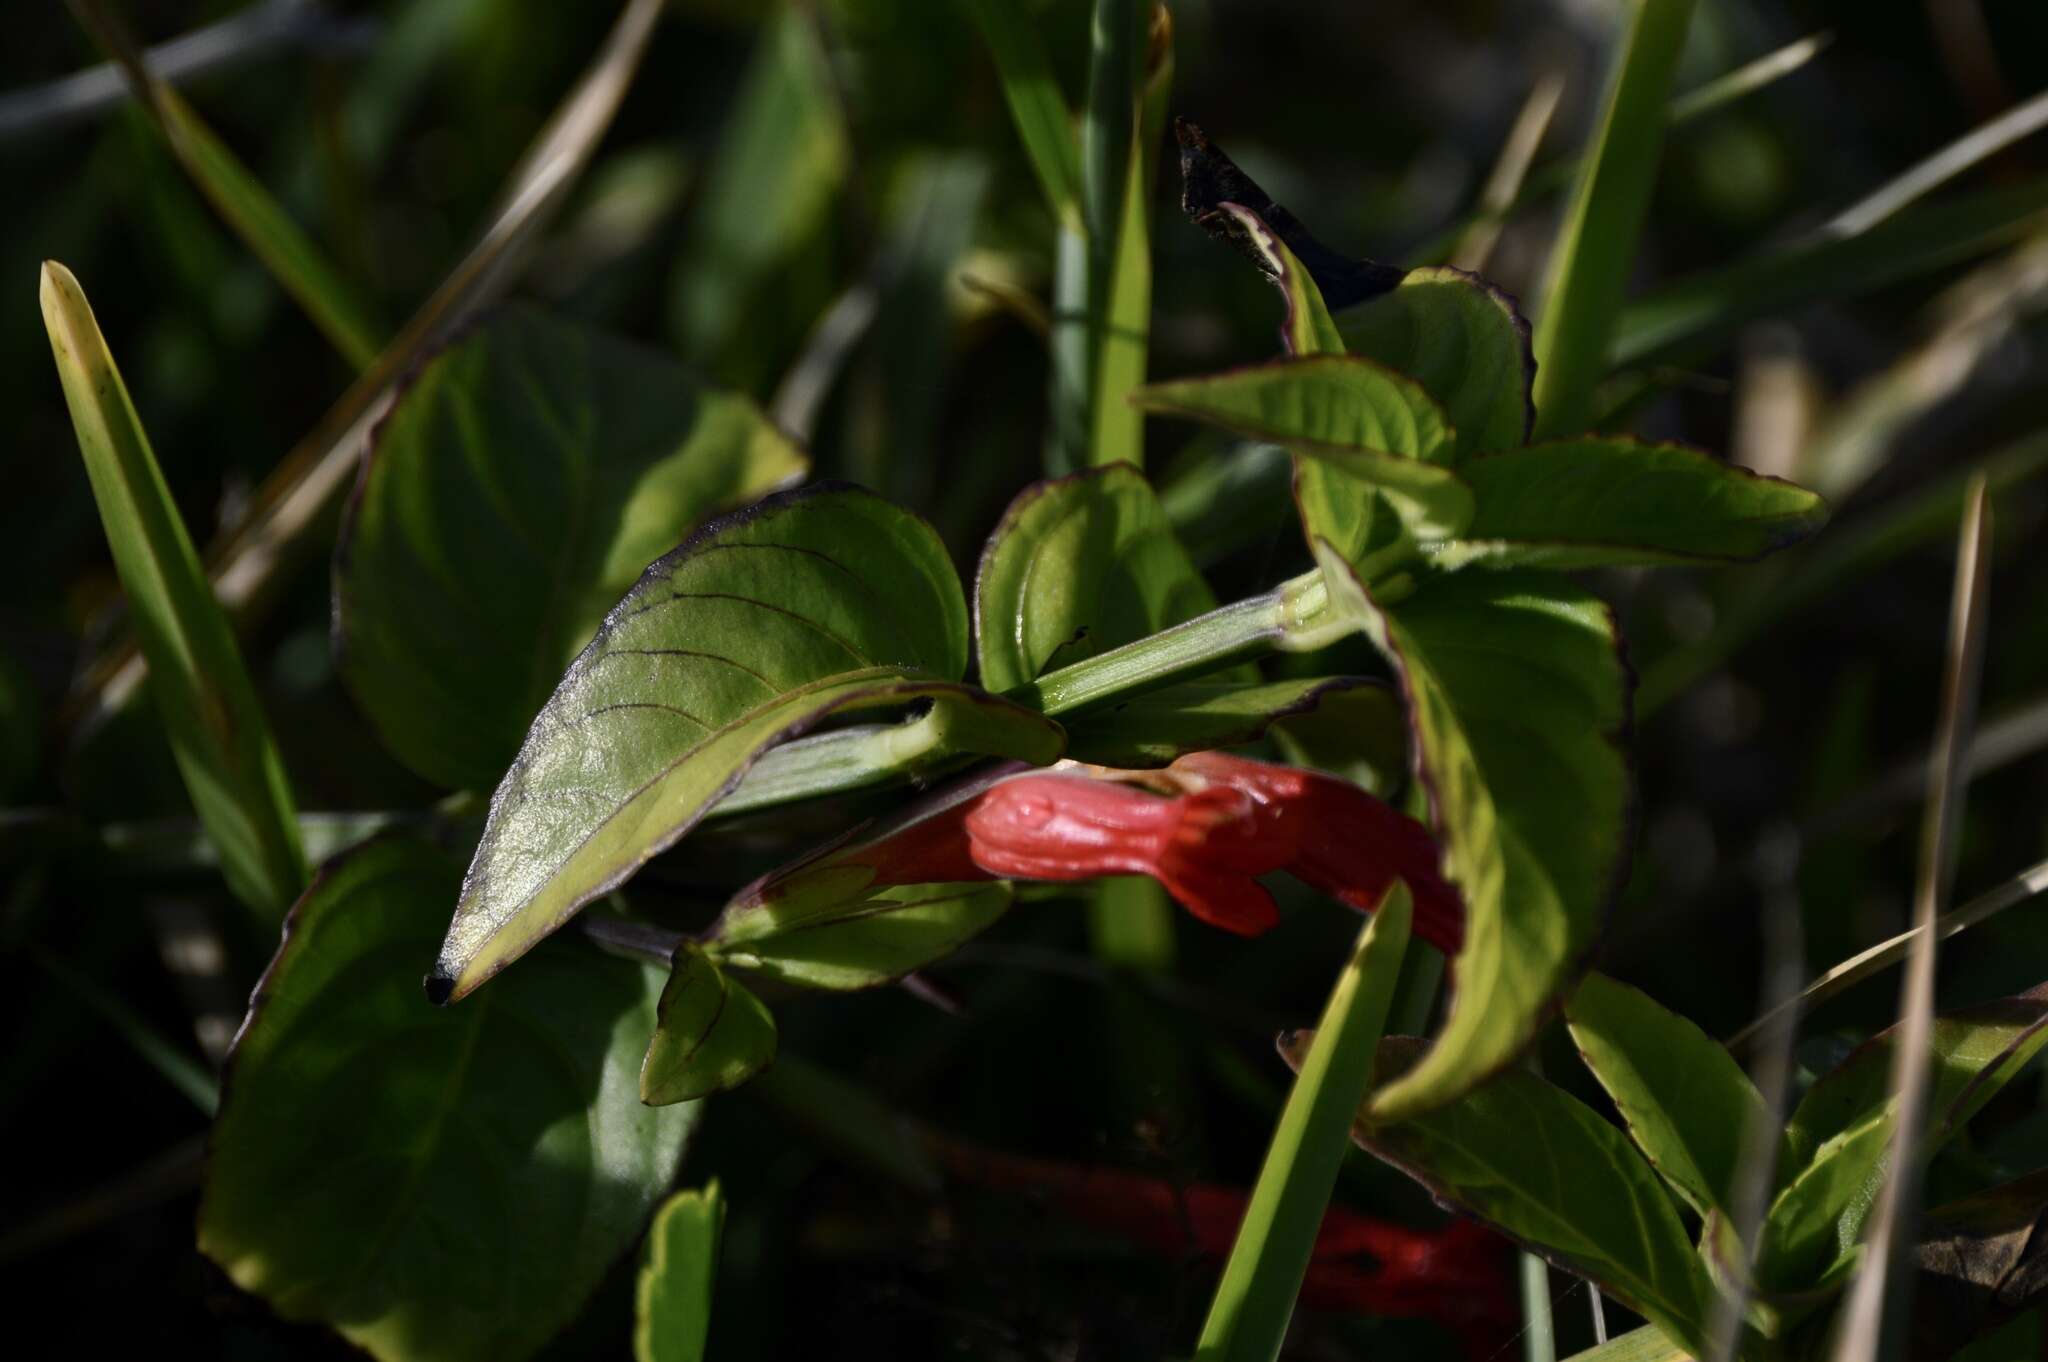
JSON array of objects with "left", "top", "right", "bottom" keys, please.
[{"left": 5, "top": 1, "right": 2048, "bottom": 1357}]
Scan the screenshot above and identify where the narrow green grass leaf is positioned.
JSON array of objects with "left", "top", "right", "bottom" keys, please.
[
  {"left": 41, "top": 261, "right": 306, "bottom": 919},
  {"left": 975, "top": 463, "right": 1217, "bottom": 692},
  {"left": 67, "top": 0, "right": 381, "bottom": 367},
  {"left": 636, "top": 1182, "right": 725, "bottom": 1362},
  {"left": 1436, "top": 437, "right": 1827, "bottom": 570},
  {"left": 1613, "top": 179, "right": 2048, "bottom": 367},
  {"left": 960, "top": 0, "right": 1084, "bottom": 222},
  {"left": 641, "top": 946, "right": 778, "bottom": 1104},
  {"left": 434, "top": 486, "right": 1065, "bottom": 1002},
  {"left": 1196, "top": 885, "right": 1412, "bottom": 1362},
  {"left": 335, "top": 305, "right": 806, "bottom": 791},
  {"left": 200, "top": 839, "right": 696, "bottom": 1362},
  {"left": 1560, "top": 1323, "right": 1689, "bottom": 1362},
  {"left": 1303, "top": 1035, "right": 1717, "bottom": 1357},
  {"left": 1565, "top": 972, "right": 1775, "bottom": 1220},
  {"left": 33, "top": 951, "right": 219, "bottom": 1115},
  {"left": 1530, "top": 0, "right": 1699, "bottom": 438}
]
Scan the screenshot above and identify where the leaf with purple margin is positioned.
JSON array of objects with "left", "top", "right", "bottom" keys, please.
[
  {"left": 1338, "top": 266, "right": 1536, "bottom": 461},
  {"left": 641, "top": 945, "right": 778, "bottom": 1104}
]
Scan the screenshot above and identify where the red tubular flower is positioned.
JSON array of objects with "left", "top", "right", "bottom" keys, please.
[{"left": 961, "top": 754, "right": 1464, "bottom": 951}]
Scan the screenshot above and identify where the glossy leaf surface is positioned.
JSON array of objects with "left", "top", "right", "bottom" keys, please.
[
  {"left": 337, "top": 305, "right": 806, "bottom": 789},
  {"left": 433, "top": 485, "right": 1062, "bottom": 1001},
  {"left": 1319, "top": 552, "right": 1631, "bottom": 1121},
  {"left": 1435, "top": 438, "right": 1826, "bottom": 570},
  {"left": 200, "top": 839, "right": 694, "bottom": 1362}
]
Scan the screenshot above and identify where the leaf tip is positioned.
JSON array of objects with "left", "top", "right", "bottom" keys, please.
[{"left": 422, "top": 969, "right": 456, "bottom": 1007}]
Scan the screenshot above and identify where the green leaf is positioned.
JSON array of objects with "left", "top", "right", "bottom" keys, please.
[
  {"left": 335, "top": 305, "right": 806, "bottom": 790},
  {"left": 1210, "top": 200, "right": 1346, "bottom": 356},
  {"left": 1613, "top": 179, "right": 2048, "bottom": 368},
  {"left": 199, "top": 839, "right": 694, "bottom": 1362},
  {"left": 1338, "top": 266, "right": 1535, "bottom": 460},
  {"left": 1316, "top": 551, "right": 1631, "bottom": 1121},
  {"left": 636, "top": 1182, "right": 725, "bottom": 1362},
  {"left": 67, "top": 0, "right": 382, "bottom": 367},
  {"left": 1132, "top": 357, "right": 1454, "bottom": 465},
  {"left": 41, "top": 261, "right": 306, "bottom": 919},
  {"left": 1788, "top": 981, "right": 2048, "bottom": 1159},
  {"left": 1200, "top": 887, "right": 1413, "bottom": 1362},
  {"left": 1435, "top": 438, "right": 1828, "bottom": 570},
  {"left": 1266, "top": 682, "right": 1411, "bottom": 798},
  {"left": 961, "top": 0, "right": 1083, "bottom": 223},
  {"left": 975, "top": 463, "right": 1217, "bottom": 692},
  {"left": 713, "top": 880, "right": 1012, "bottom": 992},
  {"left": 1757, "top": 982, "right": 2048, "bottom": 1292},
  {"left": 1565, "top": 971, "right": 1776, "bottom": 1220},
  {"left": 1059, "top": 676, "right": 1388, "bottom": 767},
  {"left": 434, "top": 485, "right": 1064, "bottom": 1001},
  {"left": 1559, "top": 1324, "right": 1690, "bottom": 1362},
  {"left": 1132, "top": 358, "right": 1471, "bottom": 544},
  {"left": 1302, "top": 1035, "right": 1715, "bottom": 1358},
  {"left": 1528, "top": 0, "right": 1699, "bottom": 438},
  {"left": 1092, "top": 122, "right": 1155, "bottom": 470},
  {"left": 641, "top": 946, "right": 778, "bottom": 1105}
]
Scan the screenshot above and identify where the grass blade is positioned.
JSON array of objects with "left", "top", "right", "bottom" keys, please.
[
  {"left": 961, "top": 0, "right": 1083, "bottom": 222},
  {"left": 1613, "top": 179, "right": 2048, "bottom": 368},
  {"left": 66, "top": 0, "right": 383, "bottom": 368},
  {"left": 1530, "top": 0, "right": 1699, "bottom": 438},
  {"left": 72, "top": 0, "right": 666, "bottom": 731},
  {"left": 1090, "top": 6, "right": 1171, "bottom": 470},
  {"left": 1450, "top": 73, "right": 1564, "bottom": 274},
  {"left": 33, "top": 951, "right": 219, "bottom": 1115},
  {"left": 1822, "top": 86, "right": 2048, "bottom": 238},
  {"left": 1194, "top": 884, "right": 1412, "bottom": 1362},
  {"left": 1827, "top": 476, "right": 1991, "bottom": 1362},
  {"left": 41, "top": 261, "right": 306, "bottom": 920}
]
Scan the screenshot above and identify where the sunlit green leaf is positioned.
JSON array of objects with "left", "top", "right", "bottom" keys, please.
[
  {"left": 636, "top": 1181, "right": 725, "bottom": 1362},
  {"left": 433, "top": 485, "right": 1064, "bottom": 1002},
  {"left": 642, "top": 946, "right": 778, "bottom": 1105},
  {"left": 975, "top": 463, "right": 1216, "bottom": 692},
  {"left": 337, "top": 305, "right": 806, "bottom": 790},
  {"left": 1338, "top": 266, "right": 1534, "bottom": 460},
  {"left": 41, "top": 261, "right": 306, "bottom": 919},
  {"left": 714, "top": 881, "right": 1012, "bottom": 992},
  {"left": 200, "top": 838, "right": 694, "bottom": 1362},
  {"left": 1299, "top": 1035, "right": 1715, "bottom": 1357},
  {"left": 1317, "top": 551, "right": 1631, "bottom": 1121},
  {"left": 961, "top": 0, "right": 1083, "bottom": 223},
  {"left": 1566, "top": 971, "right": 1778, "bottom": 1220},
  {"left": 1434, "top": 438, "right": 1827, "bottom": 570}
]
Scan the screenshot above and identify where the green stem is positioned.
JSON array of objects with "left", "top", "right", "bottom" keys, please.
[
  {"left": 1195, "top": 886, "right": 1412, "bottom": 1362},
  {"left": 1530, "top": 0, "right": 1699, "bottom": 438},
  {"left": 1019, "top": 568, "right": 1346, "bottom": 716},
  {"left": 1522, "top": 1253, "right": 1559, "bottom": 1362}
]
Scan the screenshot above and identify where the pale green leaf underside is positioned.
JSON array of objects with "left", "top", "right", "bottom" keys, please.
[
  {"left": 1566, "top": 971, "right": 1775, "bottom": 1221},
  {"left": 200, "top": 839, "right": 694, "bottom": 1362},
  {"left": 435, "top": 485, "right": 1021, "bottom": 1001},
  {"left": 337, "top": 304, "right": 806, "bottom": 790},
  {"left": 1317, "top": 547, "right": 1630, "bottom": 1122},
  {"left": 1429, "top": 438, "right": 1827, "bottom": 571},
  {"left": 1338, "top": 266, "right": 1534, "bottom": 461},
  {"left": 1341, "top": 1036, "right": 1716, "bottom": 1357},
  {"left": 975, "top": 462, "right": 1216, "bottom": 692},
  {"left": 1060, "top": 676, "right": 1387, "bottom": 767},
  {"left": 713, "top": 880, "right": 1013, "bottom": 990},
  {"left": 642, "top": 947, "right": 778, "bottom": 1105},
  {"left": 635, "top": 1182, "right": 725, "bottom": 1362}
]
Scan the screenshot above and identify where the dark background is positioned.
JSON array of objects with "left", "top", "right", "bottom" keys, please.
[{"left": 5, "top": 1, "right": 2047, "bottom": 1357}]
